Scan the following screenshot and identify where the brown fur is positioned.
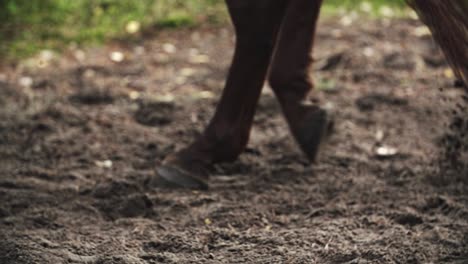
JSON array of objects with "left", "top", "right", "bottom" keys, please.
[{"left": 407, "top": 0, "right": 468, "bottom": 86}]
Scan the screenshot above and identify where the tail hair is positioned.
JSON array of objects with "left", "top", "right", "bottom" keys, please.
[{"left": 407, "top": 0, "right": 468, "bottom": 87}]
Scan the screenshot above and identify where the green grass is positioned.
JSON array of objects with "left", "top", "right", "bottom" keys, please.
[
  {"left": 0, "top": 0, "right": 409, "bottom": 61},
  {"left": 322, "top": 0, "right": 408, "bottom": 16},
  {"left": 0, "top": 0, "right": 227, "bottom": 61},
  {"left": 326, "top": 0, "right": 406, "bottom": 9}
]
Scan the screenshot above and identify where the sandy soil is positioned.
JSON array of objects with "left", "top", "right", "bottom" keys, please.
[{"left": 1, "top": 17, "right": 467, "bottom": 263}]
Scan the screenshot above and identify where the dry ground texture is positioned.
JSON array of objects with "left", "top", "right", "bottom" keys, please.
[{"left": 1, "top": 17, "right": 467, "bottom": 263}]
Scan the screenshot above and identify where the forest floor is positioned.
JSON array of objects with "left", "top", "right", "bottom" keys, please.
[{"left": 1, "top": 17, "right": 467, "bottom": 263}]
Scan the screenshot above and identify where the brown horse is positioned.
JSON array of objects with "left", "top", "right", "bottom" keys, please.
[{"left": 157, "top": 0, "right": 468, "bottom": 190}]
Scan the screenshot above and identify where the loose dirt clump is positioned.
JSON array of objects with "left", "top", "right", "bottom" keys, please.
[
  {"left": 1, "top": 18, "right": 467, "bottom": 263},
  {"left": 437, "top": 85, "right": 468, "bottom": 182},
  {"left": 134, "top": 100, "right": 177, "bottom": 127}
]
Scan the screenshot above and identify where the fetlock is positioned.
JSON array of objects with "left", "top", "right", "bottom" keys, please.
[
  {"left": 195, "top": 124, "right": 249, "bottom": 163},
  {"left": 157, "top": 129, "right": 248, "bottom": 190}
]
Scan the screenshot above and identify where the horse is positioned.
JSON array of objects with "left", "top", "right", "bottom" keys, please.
[{"left": 157, "top": 0, "right": 468, "bottom": 190}]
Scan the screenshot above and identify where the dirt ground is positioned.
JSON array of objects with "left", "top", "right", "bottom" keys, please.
[{"left": 1, "top": 17, "right": 467, "bottom": 264}]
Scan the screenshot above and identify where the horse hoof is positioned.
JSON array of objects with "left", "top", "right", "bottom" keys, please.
[
  {"left": 156, "top": 156, "right": 209, "bottom": 190},
  {"left": 294, "top": 107, "right": 334, "bottom": 162}
]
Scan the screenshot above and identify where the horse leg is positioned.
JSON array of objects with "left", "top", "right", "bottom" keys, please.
[
  {"left": 157, "top": 0, "right": 287, "bottom": 189},
  {"left": 268, "top": 0, "right": 332, "bottom": 162}
]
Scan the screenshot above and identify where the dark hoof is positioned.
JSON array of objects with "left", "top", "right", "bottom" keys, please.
[
  {"left": 157, "top": 164, "right": 209, "bottom": 190},
  {"left": 295, "top": 108, "right": 334, "bottom": 162}
]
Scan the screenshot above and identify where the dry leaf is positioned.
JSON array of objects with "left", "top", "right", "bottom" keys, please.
[
  {"left": 413, "top": 26, "right": 431, "bottom": 37},
  {"left": 180, "top": 67, "right": 196, "bottom": 77},
  {"left": 189, "top": 55, "right": 210, "bottom": 64},
  {"left": 444, "top": 68, "right": 454, "bottom": 79}
]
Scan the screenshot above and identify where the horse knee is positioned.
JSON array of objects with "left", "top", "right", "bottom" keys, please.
[
  {"left": 268, "top": 68, "right": 289, "bottom": 93},
  {"left": 228, "top": 4, "right": 277, "bottom": 56},
  {"left": 234, "top": 31, "right": 276, "bottom": 60},
  {"left": 268, "top": 67, "right": 313, "bottom": 101}
]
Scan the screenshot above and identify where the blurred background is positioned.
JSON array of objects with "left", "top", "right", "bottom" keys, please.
[{"left": 0, "top": 0, "right": 408, "bottom": 61}]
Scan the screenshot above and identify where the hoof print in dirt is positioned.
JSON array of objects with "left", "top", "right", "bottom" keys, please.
[
  {"left": 94, "top": 255, "right": 145, "bottom": 264},
  {"left": 383, "top": 52, "right": 418, "bottom": 71},
  {"left": 140, "top": 253, "right": 179, "bottom": 263},
  {"left": 147, "top": 174, "right": 191, "bottom": 190},
  {"left": 317, "top": 52, "right": 345, "bottom": 71},
  {"left": 392, "top": 213, "right": 423, "bottom": 227},
  {"left": 134, "top": 100, "right": 177, "bottom": 127},
  {"left": 0, "top": 207, "right": 9, "bottom": 218},
  {"left": 423, "top": 54, "right": 447, "bottom": 68},
  {"left": 69, "top": 88, "right": 114, "bottom": 105},
  {"left": 355, "top": 93, "right": 408, "bottom": 112},
  {"left": 91, "top": 180, "right": 153, "bottom": 220},
  {"left": 95, "top": 194, "right": 153, "bottom": 220},
  {"left": 92, "top": 180, "right": 143, "bottom": 199},
  {"left": 454, "top": 79, "right": 466, "bottom": 88},
  {"left": 0, "top": 81, "right": 29, "bottom": 111}
]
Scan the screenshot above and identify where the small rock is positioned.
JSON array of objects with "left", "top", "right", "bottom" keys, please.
[
  {"left": 19, "top": 76, "right": 33, "bottom": 87},
  {"left": 375, "top": 146, "right": 398, "bottom": 158},
  {"left": 129, "top": 91, "right": 140, "bottom": 100},
  {"left": 194, "top": 91, "right": 214, "bottom": 99},
  {"left": 74, "top": 49, "right": 86, "bottom": 61},
  {"left": 110, "top": 51, "right": 125, "bottom": 62},
  {"left": 134, "top": 46, "right": 145, "bottom": 55},
  {"left": 162, "top": 43, "right": 177, "bottom": 54},
  {"left": 375, "top": 130, "right": 385, "bottom": 142},
  {"left": 153, "top": 53, "right": 170, "bottom": 63},
  {"left": 95, "top": 160, "right": 113, "bottom": 168},
  {"left": 363, "top": 47, "right": 375, "bottom": 57},
  {"left": 340, "top": 15, "right": 354, "bottom": 27},
  {"left": 39, "top": 49, "right": 55, "bottom": 62}
]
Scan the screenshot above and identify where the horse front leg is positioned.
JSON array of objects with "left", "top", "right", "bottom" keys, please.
[
  {"left": 268, "top": 0, "right": 332, "bottom": 162},
  {"left": 157, "top": 0, "right": 287, "bottom": 189}
]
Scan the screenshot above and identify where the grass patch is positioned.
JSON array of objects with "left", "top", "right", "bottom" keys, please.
[
  {"left": 0, "top": 0, "right": 227, "bottom": 61},
  {"left": 322, "top": 0, "right": 409, "bottom": 17},
  {"left": 0, "top": 0, "right": 410, "bottom": 62}
]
